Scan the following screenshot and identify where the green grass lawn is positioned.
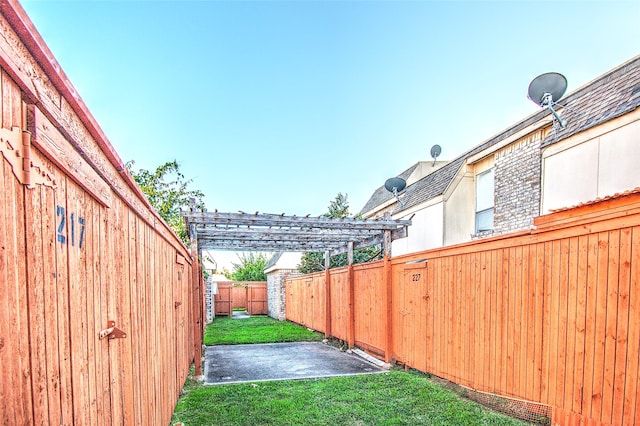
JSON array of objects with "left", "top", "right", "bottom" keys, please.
[
  {"left": 172, "top": 370, "right": 525, "bottom": 425},
  {"left": 203, "top": 315, "right": 323, "bottom": 345}
]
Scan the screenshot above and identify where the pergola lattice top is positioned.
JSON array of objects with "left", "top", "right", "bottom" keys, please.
[{"left": 182, "top": 211, "right": 411, "bottom": 255}]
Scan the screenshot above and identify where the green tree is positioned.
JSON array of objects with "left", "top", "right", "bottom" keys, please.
[
  {"left": 298, "top": 193, "right": 381, "bottom": 274},
  {"left": 230, "top": 252, "right": 270, "bottom": 281},
  {"left": 126, "top": 160, "right": 205, "bottom": 244}
]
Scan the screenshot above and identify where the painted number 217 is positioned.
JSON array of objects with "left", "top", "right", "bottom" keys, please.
[{"left": 56, "top": 205, "right": 85, "bottom": 248}]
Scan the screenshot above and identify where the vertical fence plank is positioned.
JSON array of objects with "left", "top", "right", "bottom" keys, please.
[
  {"left": 581, "top": 232, "right": 598, "bottom": 419},
  {"left": 499, "top": 248, "right": 509, "bottom": 394},
  {"left": 1, "top": 158, "right": 16, "bottom": 422},
  {"left": 623, "top": 226, "right": 640, "bottom": 425},
  {"left": 97, "top": 204, "right": 112, "bottom": 426},
  {"left": 591, "top": 231, "right": 610, "bottom": 422},
  {"left": 128, "top": 212, "right": 142, "bottom": 426},
  {"left": 533, "top": 242, "right": 544, "bottom": 403},
  {"left": 54, "top": 177, "right": 75, "bottom": 425},
  {"left": 547, "top": 240, "right": 560, "bottom": 407},
  {"left": 612, "top": 227, "right": 631, "bottom": 426},
  {"left": 525, "top": 244, "right": 536, "bottom": 401},
  {"left": 41, "top": 169, "right": 62, "bottom": 425},
  {"left": 120, "top": 207, "right": 135, "bottom": 423},
  {"left": 572, "top": 235, "right": 588, "bottom": 417},
  {"left": 564, "top": 237, "right": 579, "bottom": 412},
  {"left": 66, "top": 181, "right": 89, "bottom": 425},
  {"left": 83, "top": 197, "right": 102, "bottom": 426},
  {"left": 601, "top": 230, "right": 620, "bottom": 424},
  {"left": 474, "top": 252, "right": 485, "bottom": 391},
  {"left": 24, "top": 166, "right": 49, "bottom": 425},
  {"left": 510, "top": 247, "right": 520, "bottom": 396},
  {"left": 556, "top": 238, "right": 570, "bottom": 409}
]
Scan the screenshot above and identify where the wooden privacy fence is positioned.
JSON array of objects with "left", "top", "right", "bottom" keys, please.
[
  {"left": 0, "top": 3, "right": 204, "bottom": 424},
  {"left": 286, "top": 191, "right": 640, "bottom": 426},
  {"left": 214, "top": 281, "right": 268, "bottom": 316}
]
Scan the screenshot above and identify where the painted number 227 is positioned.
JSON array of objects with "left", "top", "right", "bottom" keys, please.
[{"left": 56, "top": 205, "right": 85, "bottom": 248}]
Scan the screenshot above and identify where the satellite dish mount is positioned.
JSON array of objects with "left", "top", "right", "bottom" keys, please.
[
  {"left": 430, "top": 144, "right": 442, "bottom": 167},
  {"left": 384, "top": 177, "right": 406, "bottom": 209},
  {"left": 528, "top": 72, "right": 568, "bottom": 128}
]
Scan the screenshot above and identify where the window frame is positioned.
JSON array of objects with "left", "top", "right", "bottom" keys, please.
[{"left": 475, "top": 167, "right": 495, "bottom": 233}]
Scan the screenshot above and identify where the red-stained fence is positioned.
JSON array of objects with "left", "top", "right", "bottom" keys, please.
[
  {"left": 287, "top": 191, "right": 640, "bottom": 425},
  {"left": 0, "top": 3, "right": 203, "bottom": 424}
]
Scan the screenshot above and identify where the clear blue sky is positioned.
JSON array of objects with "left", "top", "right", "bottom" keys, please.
[{"left": 21, "top": 0, "right": 640, "bottom": 217}]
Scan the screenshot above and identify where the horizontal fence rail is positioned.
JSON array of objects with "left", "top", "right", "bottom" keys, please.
[{"left": 286, "top": 192, "right": 640, "bottom": 426}]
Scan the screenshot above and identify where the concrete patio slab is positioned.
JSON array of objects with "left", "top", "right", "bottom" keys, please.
[{"left": 204, "top": 342, "right": 386, "bottom": 385}]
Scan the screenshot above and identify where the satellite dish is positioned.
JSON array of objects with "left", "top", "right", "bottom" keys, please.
[
  {"left": 385, "top": 177, "right": 406, "bottom": 194},
  {"left": 527, "top": 72, "right": 568, "bottom": 128},
  {"left": 384, "top": 177, "right": 406, "bottom": 208},
  {"left": 430, "top": 144, "right": 442, "bottom": 166}
]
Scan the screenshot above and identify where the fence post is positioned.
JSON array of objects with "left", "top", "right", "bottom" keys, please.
[
  {"left": 324, "top": 250, "right": 332, "bottom": 339},
  {"left": 189, "top": 199, "right": 203, "bottom": 377},
  {"left": 347, "top": 242, "right": 355, "bottom": 347}
]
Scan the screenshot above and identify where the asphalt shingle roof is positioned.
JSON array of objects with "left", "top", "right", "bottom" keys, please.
[
  {"left": 541, "top": 55, "right": 640, "bottom": 148},
  {"left": 264, "top": 252, "right": 283, "bottom": 270},
  {"left": 359, "top": 54, "right": 640, "bottom": 216}
]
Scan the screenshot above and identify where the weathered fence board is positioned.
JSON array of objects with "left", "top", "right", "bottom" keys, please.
[
  {"left": 286, "top": 191, "right": 640, "bottom": 425},
  {"left": 0, "top": 4, "right": 202, "bottom": 424}
]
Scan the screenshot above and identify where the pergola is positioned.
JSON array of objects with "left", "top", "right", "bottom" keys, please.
[
  {"left": 182, "top": 210, "right": 412, "bottom": 259},
  {"left": 182, "top": 207, "right": 412, "bottom": 360}
]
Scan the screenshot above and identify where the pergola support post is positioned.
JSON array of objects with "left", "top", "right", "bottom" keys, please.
[
  {"left": 324, "top": 250, "right": 332, "bottom": 339},
  {"left": 189, "top": 199, "right": 203, "bottom": 377}
]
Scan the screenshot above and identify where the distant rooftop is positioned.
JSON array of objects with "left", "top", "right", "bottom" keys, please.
[{"left": 359, "top": 54, "right": 640, "bottom": 217}]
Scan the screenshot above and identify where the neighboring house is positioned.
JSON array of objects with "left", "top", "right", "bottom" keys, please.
[
  {"left": 264, "top": 252, "right": 302, "bottom": 320},
  {"left": 540, "top": 56, "right": 640, "bottom": 213},
  {"left": 359, "top": 54, "right": 640, "bottom": 255}
]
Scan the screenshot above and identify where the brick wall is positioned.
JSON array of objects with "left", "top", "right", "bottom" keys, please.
[
  {"left": 205, "top": 277, "right": 214, "bottom": 323},
  {"left": 267, "top": 269, "right": 300, "bottom": 320},
  {"left": 493, "top": 132, "right": 542, "bottom": 235}
]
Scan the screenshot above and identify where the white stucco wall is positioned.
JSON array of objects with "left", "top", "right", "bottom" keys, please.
[
  {"left": 444, "top": 170, "right": 475, "bottom": 246},
  {"left": 392, "top": 201, "right": 444, "bottom": 256},
  {"left": 542, "top": 112, "right": 640, "bottom": 213}
]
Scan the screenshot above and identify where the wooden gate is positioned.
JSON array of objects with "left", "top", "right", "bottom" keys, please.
[
  {"left": 247, "top": 282, "right": 268, "bottom": 315},
  {"left": 392, "top": 261, "right": 428, "bottom": 371},
  {"left": 232, "top": 285, "right": 247, "bottom": 310},
  {"left": 214, "top": 281, "right": 267, "bottom": 316}
]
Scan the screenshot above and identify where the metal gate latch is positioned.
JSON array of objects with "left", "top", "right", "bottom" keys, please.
[{"left": 99, "top": 321, "right": 127, "bottom": 340}]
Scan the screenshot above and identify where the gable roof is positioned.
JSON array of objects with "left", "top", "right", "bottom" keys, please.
[
  {"left": 359, "top": 163, "right": 418, "bottom": 215},
  {"left": 264, "top": 252, "right": 302, "bottom": 274},
  {"left": 359, "top": 54, "right": 640, "bottom": 216},
  {"left": 264, "top": 252, "right": 283, "bottom": 270}
]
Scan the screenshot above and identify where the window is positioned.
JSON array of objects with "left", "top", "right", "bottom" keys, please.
[{"left": 475, "top": 168, "right": 494, "bottom": 233}]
